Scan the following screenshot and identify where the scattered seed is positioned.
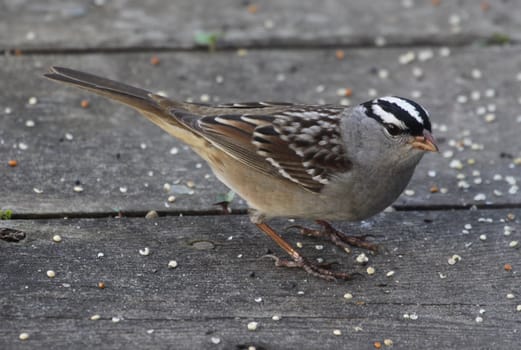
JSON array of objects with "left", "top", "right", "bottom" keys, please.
[
  {"left": 475, "top": 316, "right": 483, "bottom": 323},
  {"left": 167, "top": 195, "right": 176, "bottom": 203},
  {"left": 46, "top": 270, "right": 56, "bottom": 278},
  {"left": 356, "top": 253, "right": 369, "bottom": 264},
  {"left": 448, "top": 254, "right": 461, "bottom": 265},
  {"left": 296, "top": 242, "right": 303, "bottom": 248},
  {"left": 386, "top": 270, "right": 395, "bottom": 277},
  {"left": 28, "top": 97, "right": 38, "bottom": 105},
  {"left": 139, "top": 247, "right": 150, "bottom": 256},
  {"left": 247, "top": 321, "right": 258, "bottom": 331},
  {"left": 517, "top": 305, "right": 521, "bottom": 312},
  {"left": 343, "top": 293, "right": 353, "bottom": 300},
  {"left": 272, "top": 314, "right": 281, "bottom": 321},
  {"left": 374, "top": 341, "right": 382, "bottom": 349},
  {"left": 366, "top": 266, "right": 376, "bottom": 275},
  {"left": 504, "top": 263, "right": 512, "bottom": 271},
  {"left": 449, "top": 159, "right": 463, "bottom": 169},
  {"left": 90, "top": 314, "right": 101, "bottom": 320},
  {"left": 384, "top": 339, "right": 393, "bottom": 346},
  {"left": 73, "top": 185, "right": 84, "bottom": 193},
  {"left": 210, "top": 337, "right": 221, "bottom": 344},
  {"left": 19, "top": 332, "right": 29, "bottom": 341},
  {"left": 52, "top": 235, "right": 62, "bottom": 243},
  {"left": 145, "top": 210, "right": 158, "bottom": 219},
  {"left": 333, "top": 329, "right": 342, "bottom": 336},
  {"left": 378, "top": 69, "right": 389, "bottom": 79},
  {"left": 473, "top": 193, "right": 486, "bottom": 201},
  {"left": 507, "top": 293, "right": 515, "bottom": 299},
  {"left": 8, "top": 159, "right": 18, "bottom": 167},
  {"left": 112, "top": 317, "right": 120, "bottom": 323},
  {"left": 150, "top": 56, "right": 160, "bottom": 65},
  {"left": 479, "top": 234, "right": 487, "bottom": 241},
  {"left": 404, "top": 189, "right": 415, "bottom": 196},
  {"left": 509, "top": 241, "right": 518, "bottom": 248},
  {"left": 98, "top": 281, "right": 105, "bottom": 289},
  {"left": 335, "top": 50, "right": 345, "bottom": 60},
  {"left": 471, "top": 69, "right": 482, "bottom": 79},
  {"left": 119, "top": 186, "right": 128, "bottom": 193}
]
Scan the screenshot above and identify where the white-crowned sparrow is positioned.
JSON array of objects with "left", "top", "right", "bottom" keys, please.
[{"left": 45, "top": 66, "right": 438, "bottom": 280}]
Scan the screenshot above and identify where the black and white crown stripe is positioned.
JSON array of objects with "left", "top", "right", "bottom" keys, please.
[{"left": 362, "top": 96, "right": 431, "bottom": 135}]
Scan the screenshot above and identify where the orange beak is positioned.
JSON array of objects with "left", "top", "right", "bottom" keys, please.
[{"left": 410, "top": 130, "right": 438, "bottom": 152}]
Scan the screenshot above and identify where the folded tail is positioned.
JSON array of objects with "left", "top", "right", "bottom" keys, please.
[{"left": 44, "top": 66, "right": 210, "bottom": 151}]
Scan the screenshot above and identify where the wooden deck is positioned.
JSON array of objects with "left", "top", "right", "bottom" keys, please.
[{"left": 1, "top": 1, "right": 520, "bottom": 349}]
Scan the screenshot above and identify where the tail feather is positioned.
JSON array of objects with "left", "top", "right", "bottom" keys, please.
[
  {"left": 44, "top": 66, "right": 210, "bottom": 152},
  {"left": 44, "top": 66, "right": 162, "bottom": 114}
]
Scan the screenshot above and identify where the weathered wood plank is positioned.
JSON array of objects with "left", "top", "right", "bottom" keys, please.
[
  {"left": 0, "top": 209, "right": 519, "bottom": 349},
  {"left": 1, "top": 46, "right": 521, "bottom": 215},
  {"left": 1, "top": 0, "right": 519, "bottom": 51}
]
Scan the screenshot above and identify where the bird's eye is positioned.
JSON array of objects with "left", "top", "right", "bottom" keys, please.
[{"left": 385, "top": 123, "right": 402, "bottom": 136}]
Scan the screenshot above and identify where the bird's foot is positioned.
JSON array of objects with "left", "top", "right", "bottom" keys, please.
[
  {"left": 286, "top": 219, "right": 380, "bottom": 253},
  {"left": 262, "top": 254, "right": 357, "bottom": 281}
]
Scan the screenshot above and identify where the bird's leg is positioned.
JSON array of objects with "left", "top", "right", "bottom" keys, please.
[
  {"left": 286, "top": 220, "right": 379, "bottom": 253},
  {"left": 255, "top": 223, "right": 355, "bottom": 281}
]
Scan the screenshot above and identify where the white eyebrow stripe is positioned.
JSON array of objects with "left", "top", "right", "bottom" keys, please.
[
  {"left": 378, "top": 96, "right": 423, "bottom": 124},
  {"left": 372, "top": 104, "right": 407, "bottom": 129}
]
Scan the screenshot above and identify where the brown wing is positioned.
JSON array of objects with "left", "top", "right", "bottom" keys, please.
[{"left": 171, "top": 105, "right": 351, "bottom": 192}]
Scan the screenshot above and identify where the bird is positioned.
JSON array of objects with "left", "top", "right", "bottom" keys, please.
[{"left": 44, "top": 66, "right": 438, "bottom": 281}]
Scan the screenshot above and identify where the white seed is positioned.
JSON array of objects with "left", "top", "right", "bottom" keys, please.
[
  {"left": 475, "top": 316, "right": 483, "bottom": 323},
  {"left": 386, "top": 270, "right": 395, "bottom": 277},
  {"left": 28, "top": 97, "right": 38, "bottom": 105},
  {"left": 457, "top": 95, "right": 468, "bottom": 104},
  {"left": 333, "top": 329, "right": 342, "bottom": 336},
  {"left": 254, "top": 297, "right": 262, "bottom": 303},
  {"left": 471, "top": 90, "right": 481, "bottom": 100},
  {"left": 439, "top": 47, "right": 451, "bottom": 57},
  {"left": 315, "top": 245, "right": 324, "bottom": 250},
  {"left": 119, "top": 186, "right": 128, "bottom": 193},
  {"left": 139, "top": 247, "right": 150, "bottom": 256},
  {"left": 418, "top": 49, "right": 434, "bottom": 61},
  {"left": 169, "top": 147, "right": 179, "bottom": 155},
  {"left": 343, "top": 293, "right": 353, "bottom": 300},
  {"left": 200, "top": 94, "right": 210, "bottom": 102},
  {"left": 516, "top": 305, "right": 521, "bottom": 312},
  {"left": 471, "top": 69, "right": 482, "bottom": 79},
  {"left": 25, "top": 120, "right": 35, "bottom": 127},
  {"left": 247, "top": 321, "right": 258, "bottom": 331},
  {"left": 272, "top": 314, "right": 281, "bottom": 321},
  {"left": 412, "top": 66, "right": 423, "bottom": 78},
  {"left": 484, "top": 113, "right": 496, "bottom": 123},
  {"left": 507, "top": 293, "right": 515, "bottom": 299},
  {"left": 443, "top": 150, "right": 454, "bottom": 158},
  {"left": 355, "top": 253, "right": 369, "bottom": 264},
  {"left": 399, "top": 51, "right": 416, "bottom": 65},
  {"left": 19, "top": 332, "right": 29, "bottom": 340},
  {"left": 428, "top": 170, "right": 437, "bottom": 177},
  {"left": 52, "top": 235, "right": 62, "bottom": 243},
  {"left": 163, "top": 183, "right": 171, "bottom": 192},
  {"left": 374, "top": 36, "right": 386, "bottom": 46},
  {"left": 509, "top": 241, "right": 518, "bottom": 248},
  {"left": 19, "top": 142, "right": 28, "bottom": 150},
  {"left": 112, "top": 317, "right": 120, "bottom": 323},
  {"left": 167, "top": 195, "right": 176, "bottom": 203},
  {"left": 366, "top": 266, "right": 376, "bottom": 275},
  {"left": 485, "top": 89, "right": 495, "bottom": 98},
  {"left": 448, "top": 254, "right": 461, "bottom": 265},
  {"left": 464, "top": 224, "right": 472, "bottom": 230},
  {"left": 473, "top": 193, "right": 486, "bottom": 201},
  {"left": 167, "top": 260, "right": 178, "bottom": 269},
  {"left": 378, "top": 69, "right": 389, "bottom": 79},
  {"left": 479, "top": 234, "right": 487, "bottom": 241},
  {"left": 404, "top": 189, "right": 415, "bottom": 196},
  {"left": 296, "top": 242, "right": 303, "bottom": 248},
  {"left": 449, "top": 159, "right": 463, "bottom": 169},
  {"left": 409, "top": 313, "right": 418, "bottom": 320},
  {"left": 73, "top": 185, "right": 84, "bottom": 193},
  {"left": 384, "top": 339, "right": 394, "bottom": 346},
  {"left": 211, "top": 337, "right": 221, "bottom": 344},
  {"left": 215, "top": 75, "right": 224, "bottom": 84},
  {"left": 90, "top": 314, "right": 101, "bottom": 321},
  {"left": 46, "top": 270, "right": 56, "bottom": 278}
]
